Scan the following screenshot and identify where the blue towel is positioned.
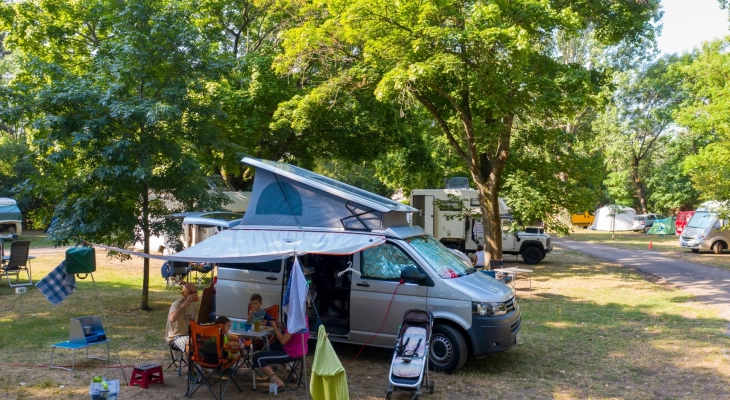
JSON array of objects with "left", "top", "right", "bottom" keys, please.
[{"left": 36, "top": 261, "right": 76, "bottom": 306}]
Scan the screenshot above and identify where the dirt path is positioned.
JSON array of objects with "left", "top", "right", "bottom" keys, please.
[{"left": 553, "top": 237, "right": 730, "bottom": 322}]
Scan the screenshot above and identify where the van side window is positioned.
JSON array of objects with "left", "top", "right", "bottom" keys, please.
[
  {"left": 361, "top": 243, "right": 418, "bottom": 280},
  {"left": 218, "top": 260, "right": 282, "bottom": 273}
]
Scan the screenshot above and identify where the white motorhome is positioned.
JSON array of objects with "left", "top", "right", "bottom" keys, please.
[
  {"left": 135, "top": 191, "right": 250, "bottom": 253},
  {"left": 164, "top": 158, "right": 522, "bottom": 373},
  {"left": 410, "top": 188, "right": 552, "bottom": 265},
  {"left": 679, "top": 201, "right": 729, "bottom": 254},
  {"left": 216, "top": 190, "right": 251, "bottom": 213}
]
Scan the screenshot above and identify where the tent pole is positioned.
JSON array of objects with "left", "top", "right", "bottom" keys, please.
[
  {"left": 302, "top": 334, "right": 309, "bottom": 399},
  {"left": 91, "top": 273, "right": 128, "bottom": 384}
]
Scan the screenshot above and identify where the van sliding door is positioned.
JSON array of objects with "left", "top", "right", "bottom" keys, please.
[
  {"left": 350, "top": 242, "right": 428, "bottom": 347},
  {"left": 216, "top": 260, "right": 284, "bottom": 320}
]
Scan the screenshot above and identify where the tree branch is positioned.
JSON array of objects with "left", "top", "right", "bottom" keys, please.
[{"left": 408, "top": 85, "right": 471, "bottom": 167}]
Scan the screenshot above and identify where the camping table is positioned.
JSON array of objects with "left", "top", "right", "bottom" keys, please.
[
  {"left": 493, "top": 267, "right": 533, "bottom": 298},
  {"left": 1, "top": 255, "right": 35, "bottom": 262},
  {"left": 229, "top": 327, "right": 275, "bottom": 389},
  {"left": 49, "top": 339, "right": 111, "bottom": 371}
]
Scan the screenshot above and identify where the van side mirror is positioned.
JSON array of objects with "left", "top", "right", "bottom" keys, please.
[{"left": 400, "top": 266, "right": 427, "bottom": 282}]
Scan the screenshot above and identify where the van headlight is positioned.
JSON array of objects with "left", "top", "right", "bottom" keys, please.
[{"left": 473, "top": 301, "right": 507, "bottom": 316}]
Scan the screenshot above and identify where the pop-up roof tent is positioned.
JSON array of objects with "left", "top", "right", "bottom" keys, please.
[
  {"left": 240, "top": 158, "right": 416, "bottom": 230},
  {"left": 647, "top": 217, "right": 676, "bottom": 235},
  {"left": 590, "top": 205, "right": 636, "bottom": 231},
  {"left": 152, "top": 158, "right": 415, "bottom": 263}
]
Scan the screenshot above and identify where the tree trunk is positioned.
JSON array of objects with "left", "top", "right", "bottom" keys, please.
[
  {"left": 473, "top": 114, "right": 512, "bottom": 262},
  {"left": 474, "top": 180, "right": 503, "bottom": 262},
  {"left": 141, "top": 188, "right": 151, "bottom": 311},
  {"left": 631, "top": 159, "right": 647, "bottom": 214}
]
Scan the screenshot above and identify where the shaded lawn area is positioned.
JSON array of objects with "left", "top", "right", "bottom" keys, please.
[
  {"left": 5, "top": 229, "right": 53, "bottom": 249},
  {"left": 562, "top": 229, "right": 730, "bottom": 271},
  {"left": 0, "top": 247, "right": 728, "bottom": 399}
]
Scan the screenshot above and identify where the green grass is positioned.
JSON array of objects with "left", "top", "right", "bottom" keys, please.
[
  {"left": 1, "top": 247, "right": 729, "bottom": 399},
  {"left": 559, "top": 229, "right": 679, "bottom": 251},
  {"left": 6, "top": 230, "right": 53, "bottom": 249},
  {"left": 562, "top": 229, "right": 730, "bottom": 271}
]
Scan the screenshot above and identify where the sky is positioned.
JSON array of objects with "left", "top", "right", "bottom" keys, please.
[{"left": 657, "top": 0, "right": 729, "bottom": 55}]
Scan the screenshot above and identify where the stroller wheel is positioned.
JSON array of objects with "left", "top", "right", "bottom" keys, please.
[
  {"left": 385, "top": 389, "right": 393, "bottom": 400},
  {"left": 429, "top": 380, "right": 435, "bottom": 394},
  {"left": 411, "top": 393, "right": 419, "bottom": 400}
]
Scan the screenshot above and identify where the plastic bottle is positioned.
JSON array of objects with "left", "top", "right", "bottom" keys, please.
[{"left": 269, "top": 375, "right": 278, "bottom": 394}]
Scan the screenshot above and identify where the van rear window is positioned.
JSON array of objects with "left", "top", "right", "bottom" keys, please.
[{"left": 218, "top": 260, "right": 282, "bottom": 273}]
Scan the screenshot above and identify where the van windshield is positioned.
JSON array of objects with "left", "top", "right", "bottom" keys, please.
[
  {"left": 687, "top": 211, "right": 715, "bottom": 229},
  {"left": 407, "top": 235, "right": 471, "bottom": 279}
]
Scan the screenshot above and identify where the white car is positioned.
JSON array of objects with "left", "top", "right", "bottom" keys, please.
[{"left": 630, "top": 214, "right": 665, "bottom": 233}]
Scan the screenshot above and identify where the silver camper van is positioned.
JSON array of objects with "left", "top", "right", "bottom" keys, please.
[
  {"left": 172, "top": 158, "right": 521, "bottom": 373},
  {"left": 679, "top": 202, "right": 729, "bottom": 254}
]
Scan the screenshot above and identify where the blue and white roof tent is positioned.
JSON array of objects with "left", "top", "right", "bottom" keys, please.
[{"left": 240, "top": 157, "right": 417, "bottom": 231}]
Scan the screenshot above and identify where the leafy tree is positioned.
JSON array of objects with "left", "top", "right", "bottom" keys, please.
[
  {"left": 594, "top": 55, "right": 684, "bottom": 214},
  {"left": 2, "top": 0, "right": 225, "bottom": 309},
  {"left": 276, "top": 0, "right": 660, "bottom": 258},
  {"left": 646, "top": 132, "right": 700, "bottom": 214},
  {"left": 189, "top": 0, "right": 408, "bottom": 190},
  {"left": 676, "top": 39, "right": 730, "bottom": 215}
]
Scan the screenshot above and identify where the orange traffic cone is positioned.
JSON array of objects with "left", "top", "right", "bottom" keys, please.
[{"left": 648, "top": 241, "right": 653, "bottom": 250}]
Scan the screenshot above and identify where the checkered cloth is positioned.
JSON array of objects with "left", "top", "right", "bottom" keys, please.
[{"left": 36, "top": 261, "right": 77, "bottom": 306}]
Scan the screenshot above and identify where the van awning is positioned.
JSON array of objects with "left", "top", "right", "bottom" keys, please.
[{"left": 98, "top": 229, "right": 386, "bottom": 263}]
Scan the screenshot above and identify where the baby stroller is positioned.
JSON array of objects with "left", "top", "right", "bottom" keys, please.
[{"left": 385, "top": 309, "right": 435, "bottom": 400}]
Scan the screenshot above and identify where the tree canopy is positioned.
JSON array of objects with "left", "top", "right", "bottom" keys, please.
[{"left": 276, "top": 0, "right": 661, "bottom": 257}]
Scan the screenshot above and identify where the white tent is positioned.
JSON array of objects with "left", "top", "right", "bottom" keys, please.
[{"left": 590, "top": 205, "right": 636, "bottom": 231}]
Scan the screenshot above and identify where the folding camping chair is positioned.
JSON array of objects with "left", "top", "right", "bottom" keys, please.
[
  {"left": 186, "top": 321, "right": 244, "bottom": 400},
  {"left": 167, "top": 340, "right": 187, "bottom": 376},
  {"left": 284, "top": 357, "right": 306, "bottom": 390},
  {"left": 2, "top": 240, "right": 32, "bottom": 287}
]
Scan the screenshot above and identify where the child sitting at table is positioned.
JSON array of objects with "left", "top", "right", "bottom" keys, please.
[
  {"left": 247, "top": 294, "right": 274, "bottom": 327},
  {"left": 214, "top": 316, "right": 238, "bottom": 359}
]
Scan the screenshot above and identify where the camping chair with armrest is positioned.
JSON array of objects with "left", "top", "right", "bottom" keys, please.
[
  {"left": 2, "top": 240, "right": 32, "bottom": 287},
  {"left": 284, "top": 357, "right": 306, "bottom": 390},
  {"left": 186, "top": 321, "right": 244, "bottom": 400},
  {"left": 264, "top": 305, "right": 279, "bottom": 347}
]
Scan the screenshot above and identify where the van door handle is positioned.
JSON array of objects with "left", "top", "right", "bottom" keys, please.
[
  {"left": 356, "top": 282, "right": 370, "bottom": 288},
  {"left": 266, "top": 275, "right": 278, "bottom": 281}
]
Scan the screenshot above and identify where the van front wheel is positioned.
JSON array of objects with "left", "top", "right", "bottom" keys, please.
[{"left": 430, "top": 324, "right": 467, "bottom": 373}]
